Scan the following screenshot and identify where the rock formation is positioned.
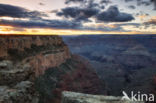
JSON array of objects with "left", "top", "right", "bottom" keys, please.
[
  {"left": 0, "top": 35, "right": 105, "bottom": 103},
  {"left": 0, "top": 60, "right": 39, "bottom": 103},
  {"left": 35, "top": 54, "right": 106, "bottom": 103}
]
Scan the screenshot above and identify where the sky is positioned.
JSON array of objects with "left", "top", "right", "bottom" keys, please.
[{"left": 0, "top": 0, "right": 155, "bottom": 35}]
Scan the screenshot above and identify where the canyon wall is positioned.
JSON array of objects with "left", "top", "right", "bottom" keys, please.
[
  {"left": 0, "top": 35, "right": 71, "bottom": 76},
  {"left": 0, "top": 36, "right": 63, "bottom": 58},
  {"left": 0, "top": 35, "right": 105, "bottom": 103}
]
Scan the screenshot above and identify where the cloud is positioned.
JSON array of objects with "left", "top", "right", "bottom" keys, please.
[
  {"left": 128, "top": 5, "right": 136, "bottom": 9},
  {"left": 65, "top": 0, "right": 85, "bottom": 4},
  {"left": 151, "top": 0, "right": 156, "bottom": 9},
  {"left": 65, "top": 0, "right": 106, "bottom": 9},
  {"left": 57, "top": 7, "right": 81, "bottom": 18},
  {"left": 96, "top": 6, "right": 134, "bottom": 22},
  {"left": 0, "top": 3, "right": 129, "bottom": 32},
  {"left": 124, "top": 0, "right": 133, "bottom": 2},
  {"left": 83, "top": 26, "right": 124, "bottom": 32},
  {"left": 0, "top": 19, "right": 82, "bottom": 29},
  {"left": 39, "top": 3, "right": 45, "bottom": 6},
  {"left": 56, "top": 7, "right": 99, "bottom": 22},
  {"left": 144, "top": 16, "right": 156, "bottom": 25},
  {"left": 0, "top": 18, "right": 127, "bottom": 32},
  {"left": 100, "top": 0, "right": 112, "bottom": 5},
  {"left": 0, "top": 3, "right": 47, "bottom": 19},
  {"left": 51, "top": 10, "right": 59, "bottom": 13},
  {"left": 56, "top": 1, "right": 134, "bottom": 23},
  {"left": 115, "top": 23, "right": 141, "bottom": 28},
  {"left": 124, "top": 0, "right": 156, "bottom": 10},
  {"left": 83, "top": 24, "right": 125, "bottom": 31},
  {"left": 135, "top": 12, "right": 149, "bottom": 21},
  {"left": 137, "top": 0, "right": 151, "bottom": 6}
]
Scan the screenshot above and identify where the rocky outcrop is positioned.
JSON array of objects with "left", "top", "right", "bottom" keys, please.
[
  {"left": 35, "top": 55, "right": 106, "bottom": 103},
  {"left": 0, "top": 81, "right": 39, "bottom": 103},
  {"left": 0, "top": 35, "right": 64, "bottom": 59},
  {"left": 29, "top": 46, "right": 70, "bottom": 76},
  {"left": 0, "top": 60, "right": 39, "bottom": 103},
  {"left": 0, "top": 35, "right": 105, "bottom": 103},
  {"left": 0, "top": 35, "right": 71, "bottom": 103},
  {"left": 0, "top": 35, "right": 71, "bottom": 76},
  {"left": 61, "top": 91, "right": 144, "bottom": 103}
]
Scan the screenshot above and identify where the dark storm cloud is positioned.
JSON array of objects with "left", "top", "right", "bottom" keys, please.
[
  {"left": 96, "top": 6, "right": 134, "bottom": 22},
  {"left": 87, "top": 0, "right": 100, "bottom": 8},
  {"left": 56, "top": 7, "right": 99, "bottom": 22},
  {"left": 0, "top": 19, "right": 82, "bottom": 29},
  {"left": 0, "top": 1, "right": 139, "bottom": 32},
  {"left": 56, "top": 0, "right": 135, "bottom": 23},
  {"left": 0, "top": 4, "right": 47, "bottom": 18},
  {"left": 0, "top": 18, "right": 126, "bottom": 32},
  {"left": 57, "top": 7, "right": 81, "bottom": 18}
]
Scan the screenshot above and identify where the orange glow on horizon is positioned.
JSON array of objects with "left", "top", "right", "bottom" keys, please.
[{"left": 0, "top": 25, "right": 155, "bottom": 35}]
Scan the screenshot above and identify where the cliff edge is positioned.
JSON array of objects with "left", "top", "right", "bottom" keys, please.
[{"left": 0, "top": 35, "right": 105, "bottom": 103}]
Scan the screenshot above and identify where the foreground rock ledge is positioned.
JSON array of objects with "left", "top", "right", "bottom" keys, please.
[{"left": 61, "top": 91, "right": 144, "bottom": 103}]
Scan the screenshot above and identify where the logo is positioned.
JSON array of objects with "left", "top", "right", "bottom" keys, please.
[{"left": 122, "top": 91, "right": 155, "bottom": 102}]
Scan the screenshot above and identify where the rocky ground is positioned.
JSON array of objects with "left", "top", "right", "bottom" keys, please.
[
  {"left": 0, "top": 60, "right": 39, "bottom": 103},
  {"left": 61, "top": 91, "right": 144, "bottom": 103}
]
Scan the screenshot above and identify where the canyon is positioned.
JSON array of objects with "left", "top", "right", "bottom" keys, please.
[
  {"left": 63, "top": 35, "right": 156, "bottom": 97},
  {"left": 0, "top": 35, "right": 156, "bottom": 103}
]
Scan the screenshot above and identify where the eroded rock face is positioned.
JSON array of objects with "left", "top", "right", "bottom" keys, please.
[
  {"left": 0, "top": 35, "right": 63, "bottom": 59},
  {"left": 0, "top": 35, "right": 71, "bottom": 103},
  {"left": 35, "top": 55, "right": 106, "bottom": 103},
  {"left": 0, "top": 35, "right": 71, "bottom": 76},
  {"left": 61, "top": 91, "right": 144, "bottom": 103},
  {"left": 0, "top": 35, "right": 105, "bottom": 103},
  {"left": 29, "top": 46, "right": 70, "bottom": 76}
]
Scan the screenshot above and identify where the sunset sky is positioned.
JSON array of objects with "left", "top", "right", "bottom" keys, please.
[{"left": 0, "top": 0, "right": 155, "bottom": 35}]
